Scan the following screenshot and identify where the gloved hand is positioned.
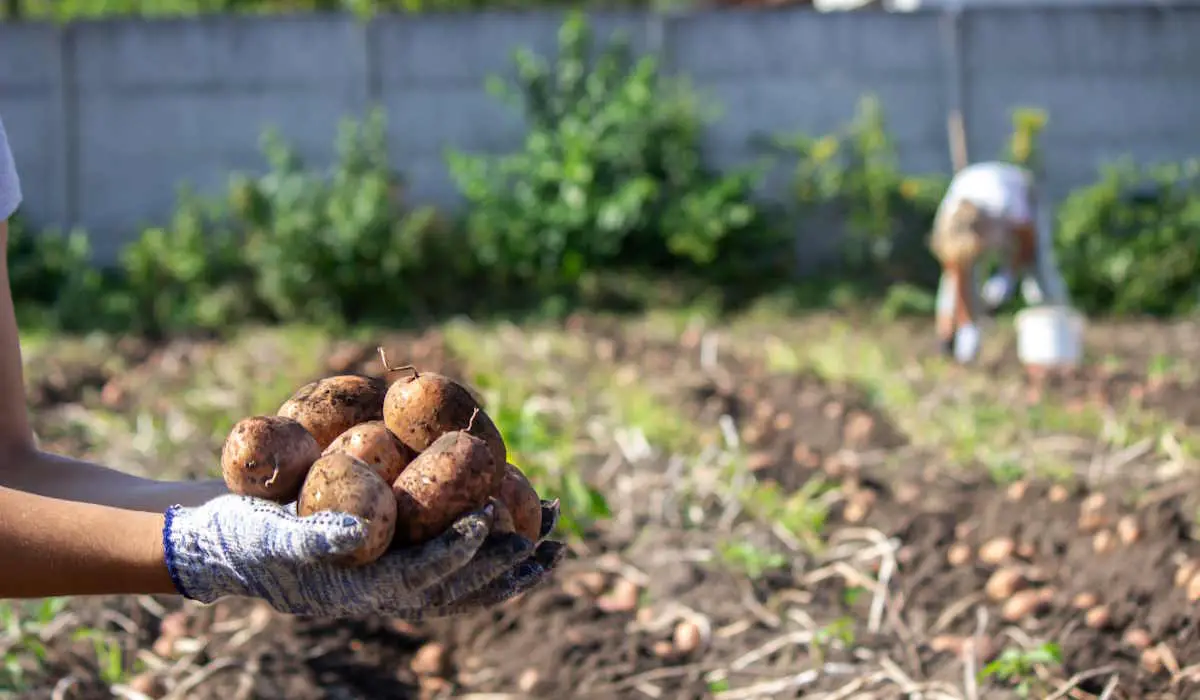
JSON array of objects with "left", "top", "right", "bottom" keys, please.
[
  {"left": 1020, "top": 276, "right": 1044, "bottom": 306},
  {"left": 980, "top": 271, "right": 1014, "bottom": 311},
  {"left": 954, "top": 322, "right": 981, "bottom": 363},
  {"left": 162, "top": 494, "right": 564, "bottom": 619}
]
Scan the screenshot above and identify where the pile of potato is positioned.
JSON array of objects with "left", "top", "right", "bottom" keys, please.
[{"left": 220, "top": 355, "right": 544, "bottom": 566}]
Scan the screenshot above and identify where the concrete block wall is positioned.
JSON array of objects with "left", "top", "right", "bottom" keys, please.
[{"left": 1, "top": 6, "right": 1198, "bottom": 263}]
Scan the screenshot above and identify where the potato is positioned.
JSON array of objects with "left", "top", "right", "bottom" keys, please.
[
  {"left": 390, "top": 428, "right": 502, "bottom": 546},
  {"left": 383, "top": 370, "right": 507, "bottom": 468},
  {"left": 278, "top": 374, "right": 388, "bottom": 450},
  {"left": 496, "top": 463, "right": 543, "bottom": 542},
  {"left": 297, "top": 453, "right": 397, "bottom": 566},
  {"left": 221, "top": 415, "right": 320, "bottom": 502},
  {"left": 978, "top": 537, "right": 1015, "bottom": 565},
  {"left": 323, "top": 420, "right": 415, "bottom": 485}
]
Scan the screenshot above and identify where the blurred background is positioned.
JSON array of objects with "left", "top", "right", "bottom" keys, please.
[{"left": 1, "top": 0, "right": 1199, "bottom": 698}]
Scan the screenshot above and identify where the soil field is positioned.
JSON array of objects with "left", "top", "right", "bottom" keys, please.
[{"left": 6, "top": 311, "right": 1200, "bottom": 700}]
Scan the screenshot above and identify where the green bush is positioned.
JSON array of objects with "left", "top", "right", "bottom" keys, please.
[
  {"left": 231, "top": 110, "right": 471, "bottom": 325},
  {"left": 446, "top": 11, "right": 783, "bottom": 298},
  {"left": 5, "top": 213, "right": 115, "bottom": 331},
  {"left": 1055, "top": 158, "right": 1200, "bottom": 316},
  {"left": 115, "top": 189, "right": 257, "bottom": 336},
  {"left": 13, "top": 109, "right": 471, "bottom": 337},
  {"left": 772, "top": 95, "right": 948, "bottom": 290}
]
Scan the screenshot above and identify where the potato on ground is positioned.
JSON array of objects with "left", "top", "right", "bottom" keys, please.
[
  {"left": 221, "top": 415, "right": 321, "bottom": 502},
  {"left": 323, "top": 420, "right": 415, "bottom": 485},
  {"left": 297, "top": 453, "right": 397, "bottom": 566},
  {"left": 278, "top": 374, "right": 389, "bottom": 451},
  {"left": 390, "top": 429, "right": 502, "bottom": 546},
  {"left": 383, "top": 370, "right": 507, "bottom": 469},
  {"left": 496, "top": 463, "right": 543, "bottom": 542}
]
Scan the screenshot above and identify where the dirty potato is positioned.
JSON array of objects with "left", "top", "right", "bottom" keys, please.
[
  {"left": 297, "top": 453, "right": 397, "bottom": 566},
  {"left": 383, "top": 370, "right": 507, "bottom": 469},
  {"left": 323, "top": 420, "right": 416, "bottom": 485},
  {"left": 278, "top": 374, "right": 388, "bottom": 450},
  {"left": 496, "top": 463, "right": 543, "bottom": 542},
  {"left": 221, "top": 415, "right": 321, "bottom": 502},
  {"left": 390, "top": 429, "right": 502, "bottom": 546}
]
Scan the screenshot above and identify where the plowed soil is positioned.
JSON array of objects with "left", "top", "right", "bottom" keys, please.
[{"left": 11, "top": 315, "right": 1200, "bottom": 700}]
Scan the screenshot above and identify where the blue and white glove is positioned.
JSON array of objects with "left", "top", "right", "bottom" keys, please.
[
  {"left": 954, "top": 322, "right": 981, "bottom": 363},
  {"left": 162, "top": 495, "right": 563, "bottom": 619},
  {"left": 981, "top": 271, "right": 1014, "bottom": 310}
]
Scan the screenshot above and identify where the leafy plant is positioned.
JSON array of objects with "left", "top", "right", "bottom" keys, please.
[
  {"left": 235, "top": 109, "right": 468, "bottom": 325},
  {"left": 446, "top": 11, "right": 779, "bottom": 297},
  {"left": 717, "top": 541, "right": 787, "bottom": 579},
  {"left": 738, "top": 478, "right": 834, "bottom": 552},
  {"left": 5, "top": 214, "right": 113, "bottom": 332},
  {"left": 1054, "top": 157, "right": 1200, "bottom": 316},
  {"left": 1003, "top": 107, "right": 1049, "bottom": 175},
  {"left": 773, "top": 95, "right": 948, "bottom": 288},
  {"left": 116, "top": 188, "right": 257, "bottom": 337},
  {"left": 979, "top": 642, "right": 1063, "bottom": 697},
  {"left": 468, "top": 368, "right": 611, "bottom": 540}
]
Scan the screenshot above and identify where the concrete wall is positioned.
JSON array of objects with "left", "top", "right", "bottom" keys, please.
[{"left": 1, "top": 6, "right": 1198, "bottom": 262}]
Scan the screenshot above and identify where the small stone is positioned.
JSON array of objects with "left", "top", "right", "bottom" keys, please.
[
  {"left": 947, "top": 543, "right": 972, "bottom": 567},
  {"left": 985, "top": 567, "right": 1026, "bottom": 601},
  {"left": 1141, "top": 648, "right": 1164, "bottom": 674},
  {"left": 843, "top": 412, "right": 875, "bottom": 446},
  {"left": 596, "top": 578, "right": 639, "bottom": 614},
  {"left": 410, "top": 643, "right": 447, "bottom": 677},
  {"left": 673, "top": 621, "right": 703, "bottom": 655},
  {"left": 128, "top": 673, "right": 166, "bottom": 699},
  {"left": 517, "top": 669, "right": 540, "bottom": 693},
  {"left": 1001, "top": 589, "right": 1045, "bottom": 621},
  {"left": 1072, "top": 592, "right": 1099, "bottom": 609},
  {"left": 1116, "top": 516, "right": 1140, "bottom": 545},
  {"left": 1123, "top": 628, "right": 1152, "bottom": 650},
  {"left": 1084, "top": 605, "right": 1110, "bottom": 629},
  {"left": 979, "top": 537, "right": 1015, "bottom": 565},
  {"left": 562, "top": 571, "right": 607, "bottom": 598}
]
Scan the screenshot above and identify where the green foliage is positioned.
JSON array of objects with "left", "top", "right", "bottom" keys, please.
[
  {"left": 1003, "top": 107, "right": 1049, "bottom": 175},
  {"left": 773, "top": 95, "right": 948, "bottom": 288},
  {"left": 716, "top": 541, "right": 787, "bottom": 579},
  {"left": 232, "top": 110, "right": 469, "bottom": 325},
  {"left": 1054, "top": 158, "right": 1200, "bottom": 316},
  {"left": 979, "top": 642, "right": 1063, "bottom": 697},
  {"left": 446, "top": 12, "right": 781, "bottom": 297},
  {"left": 115, "top": 190, "right": 256, "bottom": 336},
  {"left": 5, "top": 215, "right": 113, "bottom": 332}
]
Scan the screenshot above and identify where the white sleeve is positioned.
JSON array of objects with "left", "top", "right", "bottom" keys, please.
[{"left": 0, "top": 115, "right": 23, "bottom": 221}]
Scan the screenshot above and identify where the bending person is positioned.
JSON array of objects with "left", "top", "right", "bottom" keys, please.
[{"left": 928, "top": 160, "right": 1069, "bottom": 362}]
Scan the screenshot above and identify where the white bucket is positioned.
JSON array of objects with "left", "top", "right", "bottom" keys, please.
[{"left": 1015, "top": 305, "right": 1085, "bottom": 368}]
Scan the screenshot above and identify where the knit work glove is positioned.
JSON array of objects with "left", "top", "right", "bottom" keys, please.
[
  {"left": 162, "top": 494, "right": 564, "bottom": 619},
  {"left": 981, "top": 271, "right": 1014, "bottom": 311}
]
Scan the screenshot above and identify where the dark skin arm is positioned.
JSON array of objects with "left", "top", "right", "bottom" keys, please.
[{"left": 0, "top": 484, "right": 176, "bottom": 598}]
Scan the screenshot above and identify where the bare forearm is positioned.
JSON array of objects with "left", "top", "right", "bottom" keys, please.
[
  {"left": 0, "top": 220, "right": 34, "bottom": 450},
  {"left": 0, "top": 448, "right": 229, "bottom": 512},
  {"left": 0, "top": 484, "right": 175, "bottom": 598}
]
